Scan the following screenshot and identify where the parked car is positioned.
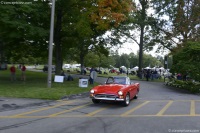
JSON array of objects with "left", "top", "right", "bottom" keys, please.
[
  {"left": 43, "top": 65, "right": 55, "bottom": 72},
  {"left": 109, "top": 68, "right": 119, "bottom": 73},
  {"left": 90, "top": 76, "right": 140, "bottom": 106}
]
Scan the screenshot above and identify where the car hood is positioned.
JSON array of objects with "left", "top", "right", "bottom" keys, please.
[{"left": 93, "top": 84, "right": 125, "bottom": 94}]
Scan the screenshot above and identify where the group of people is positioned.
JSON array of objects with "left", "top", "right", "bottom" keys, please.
[
  {"left": 61, "top": 67, "right": 96, "bottom": 84},
  {"left": 60, "top": 70, "right": 73, "bottom": 81},
  {"left": 173, "top": 73, "right": 190, "bottom": 81},
  {"left": 141, "top": 69, "right": 160, "bottom": 81},
  {"left": 10, "top": 64, "right": 26, "bottom": 81}
]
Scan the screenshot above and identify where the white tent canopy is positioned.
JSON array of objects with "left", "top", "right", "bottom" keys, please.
[{"left": 145, "top": 67, "right": 151, "bottom": 69}]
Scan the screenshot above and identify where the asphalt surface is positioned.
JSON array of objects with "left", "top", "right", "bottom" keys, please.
[{"left": 0, "top": 97, "right": 53, "bottom": 112}]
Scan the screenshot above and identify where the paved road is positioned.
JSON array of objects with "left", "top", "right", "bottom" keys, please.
[{"left": 0, "top": 76, "right": 200, "bottom": 133}]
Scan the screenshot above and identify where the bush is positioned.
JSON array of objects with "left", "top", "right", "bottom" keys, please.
[
  {"left": 171, "top": 42, "right": 200, "bottom": 82},
  {"left": 165, "top": 80, "right": 200, "bottom": 93}
]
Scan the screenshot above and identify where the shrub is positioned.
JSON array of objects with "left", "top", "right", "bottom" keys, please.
[{"left": 165, "top": 80, "right": 200, "bottom": 93}]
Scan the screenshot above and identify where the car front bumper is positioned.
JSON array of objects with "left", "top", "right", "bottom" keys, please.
[{"left": 90, "top": 94, "right": 124, "bottom": 101}]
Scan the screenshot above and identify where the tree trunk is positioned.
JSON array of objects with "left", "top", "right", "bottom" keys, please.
[
  {"left": 138, "top": 0, "right": 147, "bottom": 79},
  {"left": 79, "top": 43, "right": 85, "bottom": 75},
  {"left": 138, "top": 25, "right": 144, "bottom": 78},
  {"left": 54, "top": 8, "right": 63, "bottom": 75}
]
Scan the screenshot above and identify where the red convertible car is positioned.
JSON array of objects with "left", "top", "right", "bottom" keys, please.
[{"left": 90, "top": 76, "right": 140, "bottom": 106}]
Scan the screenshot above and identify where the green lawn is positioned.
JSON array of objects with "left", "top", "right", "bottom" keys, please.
[{"left": 0, "top": 69, "right": 96, "bottom": 100}]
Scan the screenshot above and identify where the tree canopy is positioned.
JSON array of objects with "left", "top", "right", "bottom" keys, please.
[
  {"left": 151, "top": 0, "right": 200, "bottom": 52},
  {"left": 0, "top": 2, "right": 50, "bottom": 62},
  {"left": 171, "top": 41, "right": 200, "bottom": 81},
  {"left": 0, "top": 0, "right": 199, "bottom": 82}
]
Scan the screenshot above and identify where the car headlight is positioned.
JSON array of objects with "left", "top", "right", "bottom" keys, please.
[
  {"left": 90, "top": 90, "right": 95, "bottom": 94},
  {"left": 118, "top": 91, "right": 123, "bottom": 96}
]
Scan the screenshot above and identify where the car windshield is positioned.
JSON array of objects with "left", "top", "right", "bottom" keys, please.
[
  {"left": 106, "top": 77, "right": 126, "bottom": 85},
  {"left": 114, "top": 77, "right": 126, "bottom": 85}
]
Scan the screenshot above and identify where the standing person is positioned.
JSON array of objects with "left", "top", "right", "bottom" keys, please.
[
  {"left": 18, "top": 64, "right": 21, "bottom": 69},
  {"left": 21, "top": 64, "right": 26, "bottom": 81},
  {"left": 146, "top": 69, "right": 150, "bottom": 81},
  {"left": 89, "top": 67, "right": 95, "bottom": 84},
  {"left": 10, "top": 64, "right": 16, "bottom": 81}
]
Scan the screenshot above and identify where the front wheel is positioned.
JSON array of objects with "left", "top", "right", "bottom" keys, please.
[
  {"left": 122, "top": 93, "right": 130, "bottom": 107},
  {"left": 134, "top": 91, "right": 139, "bottom": 99}
]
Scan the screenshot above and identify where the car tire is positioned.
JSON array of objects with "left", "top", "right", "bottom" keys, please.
[
  {"left": 134, "top": 94, "right": 138, "bottom": 99},
  {"left": 123, "top": 93, "right": 130, "bottom": 107},
  {"left": 92, "top": 99, "right": 100, "bottom": 104},
  {"left": 134, "top": 91, "right": 139, "bottom": 99}
]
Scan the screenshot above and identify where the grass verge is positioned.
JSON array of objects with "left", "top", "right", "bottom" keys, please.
[{"left": 0, "top": 69, "right": 96, "bottom": 100}]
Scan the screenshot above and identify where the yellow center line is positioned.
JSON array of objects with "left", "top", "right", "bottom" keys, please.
[
  {"left": 120, "top": 101, "right": 150, "bottom": 116},
  {"left": 1, "top": 114, "right": 200, "bottom": 119},
  {"left": 12, "top": 100, "right": 77, "bottom": 117},
  {"left": 48, "top": 103, "right": 91, "bottom": 117},
  {"left": 190, "top": 100, "right": 196, "bottom": 116},
  {"left": 156, "top": 100, "right": 173, "bottom": 116},
  {"left": 3, "top": 100, "right": 200, "bottom": 119}
]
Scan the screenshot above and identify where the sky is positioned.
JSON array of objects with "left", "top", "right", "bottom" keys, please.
[
  {"left": 113, "top": 42, "right": 168, "bottom": 57},
  {"left": 117, "top": 42, "right": 139, "bottom": 55}
]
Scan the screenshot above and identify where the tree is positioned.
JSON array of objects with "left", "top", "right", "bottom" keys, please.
[
  {"left": 137, "top": 0, "right": 149, "bottom": 76},
  {"left": 110, "top": 51, "right": 162, "bottom": 69},
  {"left": 151, "top": 0, "right": 200, "bottom": 52},
  {"left": 128, "top": 52, "right": 139, "bottom": 68},
  {"left": 108, "top": 0, "right": 159, "bottom": 78},
  {"left": 69, "top": 0, "right": 133, "bottom": 73},
  {"left": 0, "top": 2, "right": 50, "bottom": 63},
  {"left": 0, "top": 0, "right": 134, "bottom": 75},
  {"left": 52, "top": 0, "right": 134, "bottom": 74},
  {"left": 171, "top": 42, "right": 200, "bottom": 81},
  {"left": 84, "top": 52, "right": 115, "bottom": 68},
  {"left": 100, "top": 55, "right": 115, "bottom": 68},
  {"left": 84, "top": 52, "right": 100, "bottom": 67},
  {"left": 119, "top": 54, "right": 130, "bottom": 68},
  {"left": 142, "top": 53, "right": 162, "bottom": 68}
]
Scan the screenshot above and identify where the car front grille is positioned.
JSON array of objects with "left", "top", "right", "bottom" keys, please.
[{"left": 95, "top": 94, "right": 118, "bottom": 98}]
